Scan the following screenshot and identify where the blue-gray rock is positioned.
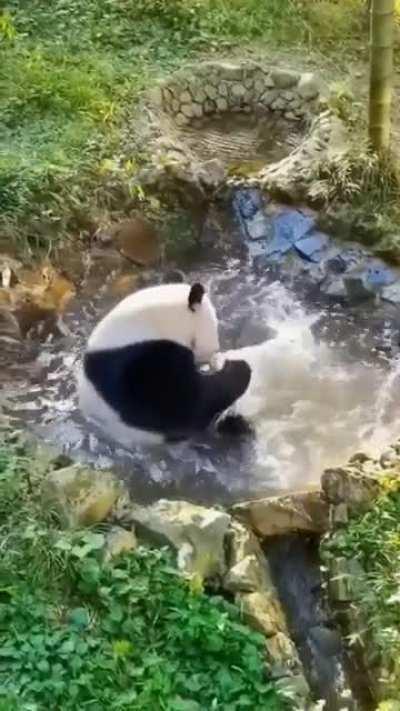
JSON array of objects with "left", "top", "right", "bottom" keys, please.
[
  {"left": 321, "top": 276, "right": 346, "bottom": 298},
  {"left": 382, "top": 282, "right": 400, "bottom": 304},
  {"left": 264, "top": 234, "right": 295, "bottom": 258},
  {"left": 344, "top": 274, "right": 376, "bottom": 301},
  {"left": 246, "top": 211, "right": 275, "bottom": 241},
  {"left": 273, "top": 209, "right": 315, "bottom": 246},
  {"left": 294, "top": 230, "right": 330, "bottom": 263},
  {"left": 247, "top": 239, "right": 281, "bottom": 260},
  {"left": 324, "top": 254, "right": 347, "bottom": 274},
  {"left": 339, "top": 247, "right": 367, "bottom": 271},
  {"left": 256, "top": 210, "right": 316, "bottom": 260},
  {"left": 343, "top": 260, "right": 396, "bottom": 302},
  {"left": 363, "top": 260, "right": 396, "bottom": 289},
  {"left": 233, "top": 188, "right": 265, "bottom": 220}
]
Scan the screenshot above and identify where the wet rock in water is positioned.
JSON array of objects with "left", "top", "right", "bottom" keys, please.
[
  {"left": 321, "top": 275, "right": 346, "bottom": 299},
  {"left": 327, "top": 557, "right": 364, "bottom": 602},
  {"left": 294, "top": 230, "right": 330, "bottom": 263},
  {"left": 245, "top": 211, "right": 274, "bottom": 241},
  {"left": 232, "top": 491, "right": 329, "bottom": 537},
  {"left": 107, "top": 217, "right": 161, "bottom": 267},
  {"left": 0, "top": 307, "right": 21, "bottom": 342},
  {"left": 330, "top": 502, "right": 349, "bottom": 526},
  {"left": 14, "top": 302, "right": 68, "bottom": 340},
  {"left": 110, "top": 273, "right": 139, "bottom": 296},
  {"left": 265, "top": 631, "right": 301, "bottom": 670},
  {"left": 233, "top": 187, "right": 264, "bottom": 221},
  {"left": 382, "top": 281, "right": 400, "bottom": 304},
  {"left": 273, "top": 209, "right": 315, "bottom": 246},
  {"left": 321, "top": 466, "right": 382, "bottom": 515},
  {"left": 253, "top": 209, "right": 320, "bottom": 262},
  {"left": 103, "top": 525, "right": 137, "bottom": 562},
  {"left": 42, "top": 464, "right": 123, "bottom": 528},
  {"left": 380, "top": 448, "right": 400, "bottom": 468},
  {"left": 364, "top": 261, "right": 395, "bottom": 288},
  {"left": 1, "top": 262, "right": 76, "bottom": 340},
  {"left": 343, "top": 261, "right": 395, "bottom": 303},
  {"left": 194, "top": 158, "right": 227, "bottom": 190},
  {"left": 275, "top": 675, "right": 311, "bottom": 708},
  {"left": 224, "top": 520, "right": 273, "bottom": 594},
  {"left": 233, "top": 188, "right": 272, "bottom": 242},
  {"left": 117, "top": 499, "right": 230, "bottom": 581},
  {"left": 325, "top": 254, "right": 347, "bottom": 275},
  {"left": 226, "top": 519, "right": 262, "bottom": 568},
  {"left": 224, "top": 554, "right": 266, "bottom": 593},
  {"left": 226, "top": 521, "right": 307, "bottom": 687},
  {"left": 343, "top": 271, "right": 377, "bottom": 302},
  {"left": 238, "top": 591, "right": 286, "bottom": 636}
]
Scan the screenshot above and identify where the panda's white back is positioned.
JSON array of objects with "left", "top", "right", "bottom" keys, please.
[{"left": 87, "top": 283, "right": 218, "bottom": 362}]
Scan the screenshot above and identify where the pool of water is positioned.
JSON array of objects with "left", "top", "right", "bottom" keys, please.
[
  {"left": 181, "top": 111, "right": 303, "bottom": 170},
  {"left": 2, "top": 211, "right": 400, "bottom": 506}
]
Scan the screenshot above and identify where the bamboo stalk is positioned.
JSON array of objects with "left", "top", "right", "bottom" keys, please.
[{"left": 369, "top": 0, "right": 395, "bottom": 152}]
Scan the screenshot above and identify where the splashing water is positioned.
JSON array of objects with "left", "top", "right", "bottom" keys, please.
[{"left": 218, "top": 280, "right": 400, "bottom": 491}]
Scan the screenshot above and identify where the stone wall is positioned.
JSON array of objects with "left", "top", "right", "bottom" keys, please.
[
  {"left": 157, "top": 61, "right": 322, "bottom": 128},
  {"left": 139, "top": 59, "right": 347, "bottom": 204}
]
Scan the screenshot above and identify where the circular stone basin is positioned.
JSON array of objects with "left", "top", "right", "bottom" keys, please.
[{"left": 148, "top": 60, "right": 344, "bottom": 201}]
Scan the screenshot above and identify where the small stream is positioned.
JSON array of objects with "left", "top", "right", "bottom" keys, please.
[{"left": 267, "top": 535, "right": 374, "bottom": 711}]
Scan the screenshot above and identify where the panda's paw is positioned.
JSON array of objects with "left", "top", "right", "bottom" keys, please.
[
  {"left": 210, "top": 352, "right": 225, "bottom": 371},
  {"left": 216, "top": 413, "right": 254, "bottom": 438}
]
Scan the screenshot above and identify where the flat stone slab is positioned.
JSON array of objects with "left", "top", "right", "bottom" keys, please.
[{"left": 231, "top": 490, "right": 329, "bottom": 537}]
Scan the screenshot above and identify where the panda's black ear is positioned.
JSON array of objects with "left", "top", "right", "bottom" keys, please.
[{"left": 188, "top": 283, "right": 205, "bottom": 312}]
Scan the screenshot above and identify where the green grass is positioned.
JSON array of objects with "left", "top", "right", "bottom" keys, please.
[
  {"left": 322, "top": 477, "right": 400, "bottom": 700},
  {"left": 0, "top": 433, "right": 287, "bottom": 710},
  {"left": 0, "top": 0, "right": 367, "bottom": 254}
]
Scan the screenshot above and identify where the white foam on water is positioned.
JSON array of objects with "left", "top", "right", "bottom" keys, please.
[{"left": 219, "top": 281, "right": 400, "bottom": 490}]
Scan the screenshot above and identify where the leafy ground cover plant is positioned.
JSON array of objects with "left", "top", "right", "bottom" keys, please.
[{"left": 0, "top": 435, "right": 287, "bottom": 710}]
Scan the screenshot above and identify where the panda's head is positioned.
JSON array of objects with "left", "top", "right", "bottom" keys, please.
[{"left": 187, "top": 282, "right": 219, "bottom": 363}]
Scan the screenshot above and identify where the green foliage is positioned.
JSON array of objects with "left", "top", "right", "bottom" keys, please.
[
  {"left": 322, "top": 479, "right": 400, "bottom": 698},
  {"left": 0, "top": 0, "right": 368, "bottom": 252},
  {"left": 0, "top": 436, "right": 286, "bottom": 710},
  {"left": 311, "top": 140, "right": 400, "bottom": 255},
  {"left": 297, "top": 0, "right": 365, "bottom": 45}
]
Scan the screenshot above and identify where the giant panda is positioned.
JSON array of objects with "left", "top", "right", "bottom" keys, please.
[{"left": 78, "top": 282, "right": 251, "bottom": 447}]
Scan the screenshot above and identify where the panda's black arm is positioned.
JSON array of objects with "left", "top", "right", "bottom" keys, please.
[
  {"left": 84, "top": 340, "right": 202, "bottom": 434},
  {"left": 194, "top": 359, "right": 251, "bottom": 430}
]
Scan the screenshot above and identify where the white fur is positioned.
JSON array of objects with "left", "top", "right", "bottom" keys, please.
[
  {"left": 87, "top": 283, "right": 219, "bottom": 362},
  {"left": 78, "top": 369, "right": 164, "bottom": 446},
  {"left": 78, "top": 283, "right": 220, "bottom": 446}
]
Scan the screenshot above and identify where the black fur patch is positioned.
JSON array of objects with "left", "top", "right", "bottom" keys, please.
[
  {"left": 188, "top": 283, "right": 204, "bottom": 312},
  {"left": 216, "top": 414, "right": 254, "bottom": 438},
  {"left": 84, "top": 340, "right": 251, "bottom": 440}
]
